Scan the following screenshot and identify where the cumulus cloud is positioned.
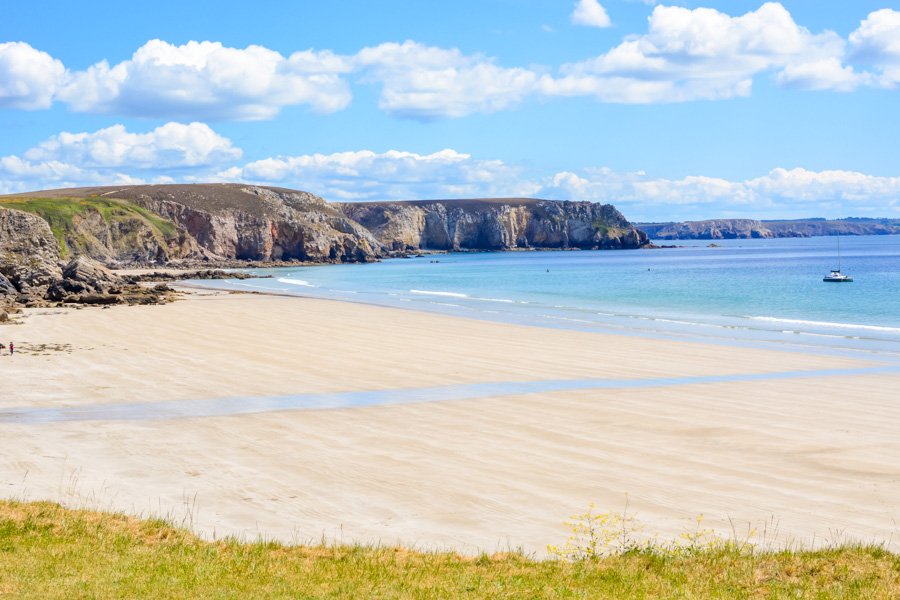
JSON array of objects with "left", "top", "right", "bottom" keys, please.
[
  {"left": 216, "top": 148, "right": 540, "bottom": 200},
  {"left": 547, "top": 2, "right": 861, "bottom": 103},
  {"left": 0, "top": 42, "right": 67, "bottom": 109},
  {"left": 6, "top": 4, "right": 900, "bottom": 120},
  {"left": 571, "top": 0, "right": 612, "bottom": 28},
  {"left": 23, "top": 122, "right": 241, "bottom": 168},
  {"left": 216, "top": 150, "right": 900, "bottom": 219},
  {"left": 56, "top": 40, "right": 353, "bottom": 121},
  {"left": 353, "top": 41, "right": 541, "bottom": 119},
  {"left": 538, "top": 166, "right": 900, "bottom": 220},
  {"left": 848, "top": 9, "right": 900, "bottom": 89},
  {"left": 0, "top": 122, "right": 240, "bottom": 194},
  {"left": 4, "top": 131, "right": 899, "bottom": 219}
]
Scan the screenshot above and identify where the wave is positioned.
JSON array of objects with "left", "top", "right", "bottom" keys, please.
[
  {"left": 410, "top": 289, "right": 526, "bottom": 304},
  {"left": 410, "top": 289, "right": 468, "bottom": 298},
  {"left": 277, "top": 278, "right": 317, "bottom": 288},
  {"left": 748, "top": 316, "right": 900, "bottom": 334}
]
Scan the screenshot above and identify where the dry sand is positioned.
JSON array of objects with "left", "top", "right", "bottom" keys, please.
[{"left": 1, "top": 290, "right": 898, "bottom": 555}]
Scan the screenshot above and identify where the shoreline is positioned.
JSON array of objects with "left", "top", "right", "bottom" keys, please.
[
  {"left": 2, "top": 289, "right": 900, "bottom": 555},
  {"left": 179, "top": 276, "right": 900, "bottom": 363}
]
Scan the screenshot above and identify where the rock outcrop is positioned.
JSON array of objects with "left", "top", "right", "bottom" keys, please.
[
  {"left": 343, "top": 199, "right": 648, "bottom": 251},
  {"left": 1, "top": 186, "right": 651, "bottom": 312},
  {"left": 0, "top": 207, "right": 63, "bottom": 305},
  {"left": 73, "top": 184, "right": 387, "bottom": 263}
]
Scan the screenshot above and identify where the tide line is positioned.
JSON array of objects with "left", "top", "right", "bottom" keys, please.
[{"left": 2, "top": 365, "right": 898, "bottom": 425}]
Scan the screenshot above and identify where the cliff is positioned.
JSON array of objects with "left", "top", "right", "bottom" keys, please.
[
  {"left": 2, "top": 185, "right": 387, "bottom": 264},
  {"left": 343, "top": 198, "right": 648, "bottom": 251},
  {"left": 0, "top": 207, "right": 63, "bottom": 299},
  {"left": 3, "top": 186, "right": 649, "bottom": 266},
  {"left": 638, "top": 219, "right": 775, "bottom": 240},
  {"left": 637, "top": 218, "right": 900, "bottom": 240}
]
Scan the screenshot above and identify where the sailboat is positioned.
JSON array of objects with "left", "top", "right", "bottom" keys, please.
[{"left": 823, "top": 235, "right": 853, "bottom": 282}]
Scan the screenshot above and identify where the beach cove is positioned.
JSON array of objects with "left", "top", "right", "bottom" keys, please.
[{"left": 2, "top": 280, "right": 899, "bottom": 556}]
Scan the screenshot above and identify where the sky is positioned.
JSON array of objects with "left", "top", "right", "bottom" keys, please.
[{"left": 1, "top": 0, "right": 899, "bottom": 222}]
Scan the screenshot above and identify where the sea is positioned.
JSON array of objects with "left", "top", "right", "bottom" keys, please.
[{"left": 193, "top": 235, "right": 900, "bottom": 359}]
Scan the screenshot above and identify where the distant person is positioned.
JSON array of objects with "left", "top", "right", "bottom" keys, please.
[{"left": 9, "top": 342, "right": 12, "bottom": 355}]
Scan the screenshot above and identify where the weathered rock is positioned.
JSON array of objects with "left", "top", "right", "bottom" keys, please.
[
  {"left": 62, "top": 255, "right": 124, "bottom": 291},
  {"left": 45, "top": 279, "right": 89, "bottom": 302},
  {"left": 0, "top": 310, "right": 7, "bottom": 322},
  {"left": 0, "top": 274, "right": 16, "bottom": 299},
  {"left": 75, "top": 293, "right": 122, "bottom": 305},
  {"left": 0, "top": 207, "right": 63, "bottom": 291},
  {"left": 109, "top": 184, "right": 387, "bottom": 263},
  {"left": 343, "top": 199, "right": 649, "bottom": 251}
]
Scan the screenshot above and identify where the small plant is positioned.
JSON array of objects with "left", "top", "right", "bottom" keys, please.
[
  {"left": 550, "top": 501, "right": 761, "bottom": 560},
  {"left": 547, "top": 495, "right": 646, "bottom": 560}
]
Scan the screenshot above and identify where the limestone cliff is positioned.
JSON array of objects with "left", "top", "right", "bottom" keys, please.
[{"left": 343, "top": 198, "right": 648, "bottom": 251}]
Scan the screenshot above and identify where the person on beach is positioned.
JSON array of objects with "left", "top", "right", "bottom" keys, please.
[{"left": 9, "top": 342, "right": 12, "bottom": 355}]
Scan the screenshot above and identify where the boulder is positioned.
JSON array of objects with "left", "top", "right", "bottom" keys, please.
[
  {"left": 62, "top": 256, "right": 124, "bottom": 291},
  {"left": 0, "top": 274, "right": 15, "bottom": 295},
  {"left": 76, "top": 293, "right": 122, "bottom": 305},
  {"left": 45, "top": 279, "right": 89, "bottom": 302}
]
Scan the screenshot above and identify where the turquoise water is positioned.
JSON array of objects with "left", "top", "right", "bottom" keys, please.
[{"left": 198, "top": 235, "right": 900, "bottom": 357}]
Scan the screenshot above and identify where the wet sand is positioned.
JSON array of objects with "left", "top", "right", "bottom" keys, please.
[{"left": 1, "top": 290, "right": 899, "bottom": 554}]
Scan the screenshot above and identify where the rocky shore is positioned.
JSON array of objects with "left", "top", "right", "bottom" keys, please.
[{"left": 1, "top": 183, "right": 650, "bottom": 316}]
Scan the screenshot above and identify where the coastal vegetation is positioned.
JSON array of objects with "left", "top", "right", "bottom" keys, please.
[
  {"left": 2, "top": 500, "right": 898, "bottom": 599},
  {"left": 0, "top": 197, "right": 178, "bottom": 259}
]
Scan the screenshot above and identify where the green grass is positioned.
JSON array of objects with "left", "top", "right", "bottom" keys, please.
[
  {"left": 2, "top": 500, "right": 899, "bottom": 599},
  {"left": 0, "top": 197, "right": 178, "bottom": 258}
]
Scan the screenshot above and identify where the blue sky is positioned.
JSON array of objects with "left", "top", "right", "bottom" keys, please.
[{"left": 1, "top": 0, "right": 899, "bottom": 221}]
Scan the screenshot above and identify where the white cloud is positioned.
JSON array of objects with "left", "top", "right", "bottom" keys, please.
[
  {"left": 551, "top": 2, "right": 860, "bottom": 102},
  {"left": 0, "top": 153, "right": 145, "bottom": 195},
  {"left": 848, "top": 9, "right": 900, "bottom": 89},
  {"left": 849, "top": 9, "right": 900, "bottom": 64},
  {"left": 23, "top": 122, "right": 241, "bottom": 168},
  {"left": 0, "top": 122, "right": 240, "bottom": 194},
  {"left": 56, "top": 40, "right": 352, "bottom": 121},
  {"left": 217, "top": 148, "right": 540, "bottom": 200},
  {"left": 0, "top": 42, "right": 67, "bottom": 109},
  {"left": 4, "top": 132, "right": 899, "bottom": 219},
  {"left": 353, "top": 41, "right": 541, "bottom": 119},
  {"left": 6, "top": 5, "right": 900, "bottom": 121},
  {"left": 571, "top": 0, "right": 612, "bottom": 28},
  {"left": 538, "top": 166, "right": 900, "bottom": 220}
]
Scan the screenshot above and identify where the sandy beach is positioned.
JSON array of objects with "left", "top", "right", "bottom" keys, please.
[{"left": 1, "top": 289, "right": 899, "bottom": 555}]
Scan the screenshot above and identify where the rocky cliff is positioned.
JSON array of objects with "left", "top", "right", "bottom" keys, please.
[
  {"left": 3, "top": 186, "right": 650, "bottom": 266},
  {"left": 637, "top": 218, "right": 900, "bottom": 240},
  {"left": 638, "top": 219, "right": 775, "bottom": 240},
  {"left": 0, "top": 207, "right": 63, "bottom": 299},
  {"left": 343, "top": 198, "right": 648, "bottom": 251},
  {"left": 2, "top": 184, "right": 388, "bottom": 264}
]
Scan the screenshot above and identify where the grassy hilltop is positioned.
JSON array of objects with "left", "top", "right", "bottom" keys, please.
[{"left": 1, "top": 500, "right": 898, "bottom": 599}]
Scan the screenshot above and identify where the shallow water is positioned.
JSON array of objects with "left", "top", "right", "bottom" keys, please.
[
  {"left": 197, "top": 235, "right": 900, "bottom": 357},
  {"left": 3, "top": 365, "right": 898, "bottom": 424}
]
